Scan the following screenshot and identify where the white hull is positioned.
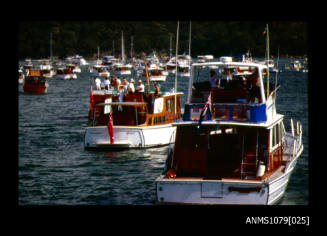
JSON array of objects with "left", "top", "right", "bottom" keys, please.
[
  {"left": 156, "top": 178, "right": 269, "bottom": 205},
  {"left": 167, "top": 69, "right": 176, "bottom": 74},
  {"left": 77, "top": 59, "right": 89, "bottom": 66},
  {"left": 73, "top": 68, "right": 81, "bottom": 73},
  {"left": 177, "top": 72, "right": 190, "bottom": 77},
  {"left": 149, "top": 75, "right": 167, "bottom": 82},
  {"left": 114, "top": 70, "right": 131, "bottom": 75},
  {"left": 42, "top": 71, "right": 56, "bottom": 78},
  {"left": 55, "top": 74, "right": 77, "bottom": 80},
  {"left": 84, "top": 124, "right": 176, "bottom": 149},
  {"left": 156, "top": 135, "right": 303, "bottom": 205},
  {"left": 91, "top": 71, "right": 110, "bottom": 78}
]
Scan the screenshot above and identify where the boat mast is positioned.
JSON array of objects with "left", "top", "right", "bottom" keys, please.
[
  {"left": 112, "top": 40, "right": 115, "bottom": 57},
  {"left": 169, "top": 34, "right": 172, "bottom": 59},
  {"left": 130, "top": 36, "right": 134, "bottom": 59},
  {"left": 274, "top": 46, "right": 280, "bottom": 91},
  {"left": 97, "top": 46, "right": 100, "bottom": 61},
  {"left": 174, "top": 21, "right": 180, "bottom": 121},
  {"left": 121, "top": 31, "right": 125, "bottom": 63},
  {"left": 49, "top": 31, "right": 53, "bottom": 60},
  {"left": 188, "top": 21, "right": 191, "bottom": 63},
  {"left": 266, "top": 24, "right": 270, "bottom": 99}
]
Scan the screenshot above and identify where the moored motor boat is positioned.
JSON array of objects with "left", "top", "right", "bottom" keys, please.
[
  {"left": 155, "top": 56, "right": 303, "bottom": 205},
  {"left": 84, "top": 83, "right": 184, "bottom": 150},
  {"left": 18, "top": 68, "right": 25, "bottom": 84},
  {"left": 23, "top": 68, "right": 49, "bottom": 94}
]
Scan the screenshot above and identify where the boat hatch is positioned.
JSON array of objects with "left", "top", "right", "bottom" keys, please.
[{"left": 201, "top": 182, "right": 223, "bottom": 198}]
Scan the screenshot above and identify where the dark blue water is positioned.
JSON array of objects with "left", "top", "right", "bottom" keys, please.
[{"left": 18, "top": 58, "right": 308, "bottom": 205}]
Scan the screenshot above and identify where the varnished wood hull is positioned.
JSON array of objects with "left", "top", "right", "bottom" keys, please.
[{"left": 23, "top": 83, "right": 48, "bottom": 94}]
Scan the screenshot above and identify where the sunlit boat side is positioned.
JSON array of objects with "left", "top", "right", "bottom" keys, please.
[
  {"left": 23, "top": 68, "right": 49, "bottom": 94},
  {"left": 84, "top": 87, "right": 183, "bottom": 149},
  {"left": 155, "top": 57, "right": 303, "bottom": 205}
]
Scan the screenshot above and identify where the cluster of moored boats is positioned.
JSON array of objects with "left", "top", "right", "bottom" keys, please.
[{"left": 18, "top": 26, "right": 304, "bottom": 205}]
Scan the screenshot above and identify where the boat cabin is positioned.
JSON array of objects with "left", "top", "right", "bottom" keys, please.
[
  {"left": 23, "top": 69, "right": 48, "bottom": 93},
  {"left": 88, "top": 89, "right": 183, "bottom": 127},
  {"left": 177, "top": 65, "right": 190, "bottom": 73},
  {"left": 163, "top": 58, "right": 285, "bottom": 181},
  {"left": 184, "top": 59, "right": 278, "bottom": 123},
  {"left": 66, "top": 63, "right": 80, "bottom": 70},
  {"left": 113, "top": 64, "right": 131, "bottom": 71},
  {"left": 56, "top": 67, "right": 74, "bottom": 75}
]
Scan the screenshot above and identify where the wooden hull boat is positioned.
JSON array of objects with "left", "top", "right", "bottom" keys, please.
[
  {"left": 155, "top": 122, "right": 303, "bottom": 205},
  {"left": 155, "top": 56, "right": 303, "bottom": 205},
  {"left": 23, "top": 70, "right": 48, "bottom": 94},
  {"left": 84, "top": 89, "right": 183, "bottom": 150}
]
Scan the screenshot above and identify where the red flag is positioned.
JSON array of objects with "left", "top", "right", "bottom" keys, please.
[
  {"left": 90, "top": 86, "right": 95, "bottom": 106},
  {"left": 108, "top": 113, "right": 114, "bottom": 144},
  {"left": 196, "top": 92, "right": 211, "bottom": 133}
]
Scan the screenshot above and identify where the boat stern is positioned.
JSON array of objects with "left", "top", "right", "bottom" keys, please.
[
  {"left": 155, "top": 176, "right": 269, "bottom": 205},
  {"left": 84, "top": 126, "right": 144, "bottom": 149}
]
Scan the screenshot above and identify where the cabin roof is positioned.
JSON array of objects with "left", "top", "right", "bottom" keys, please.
[
  {"left": 96, "top": 102, "right": 147, "bottom": 107},
  {"left": 191, "top": 61, "right": 267, "bottom": 70},
  {"left": 173, "top": 114, "right": 284, "bottom": 129}
]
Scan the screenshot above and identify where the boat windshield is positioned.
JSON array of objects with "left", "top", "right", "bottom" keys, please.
[{"left": 191, "top": 64, "right": 276, "bottom": 104}]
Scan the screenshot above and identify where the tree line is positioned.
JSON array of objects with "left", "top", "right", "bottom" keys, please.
[{"left": 18, "top": 21, "right": 307, "bottom": 60}]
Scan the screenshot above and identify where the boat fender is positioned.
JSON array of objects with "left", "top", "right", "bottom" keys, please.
[
  {"left": 256, "top": 162, "right": 266, "bottom": 177},
  {"left": 166, "top": 169, "right": 176, "bottom": 179}
]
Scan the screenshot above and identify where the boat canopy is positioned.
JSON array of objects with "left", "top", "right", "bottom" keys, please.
[{"left": 188, "top": 61, "right": 269, "bottom": 104}]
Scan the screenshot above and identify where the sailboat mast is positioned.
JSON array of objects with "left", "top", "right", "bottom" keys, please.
[
  {"left": 49, "top": 31, "right": 53, "bottom": 60},
  {"left": 274, "top": 46, "right": 280, "bottom": 91},
  {"left": 112, "top": 40, "right": 115, "bottom": 57},
  {"left": 174, "top": 21, "right": 180, "bottom": 121},
  {"left": 130, "top": 36, "right": 134, "bottom": 59},
  {"left": 188, "top": 21, "right": 191, "bottom": 61},
  {"left": 170, "top": 34, "right": 172, "bottom": 59},
  {"left": 121, "top": 31, "right": 125, "bottom": 63}
]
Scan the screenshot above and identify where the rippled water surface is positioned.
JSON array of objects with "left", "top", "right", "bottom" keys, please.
[{"left": 18, "top": 58, "right": 308, "bottom": 205}]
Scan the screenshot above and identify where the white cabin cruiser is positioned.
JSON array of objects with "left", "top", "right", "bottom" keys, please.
[
  {"left": 84, "top": 86, "right": 183, "bottom": 150},
  {"left": 18, "top": 68, "right": 25, "bottom": 84},
  {"left": 55, "top": 66, "right": 77, "bottom": 80},
  {"left": 165, "top": 55, "right": 192, "bottom": 74},
  {"left": 155, "top": 57, "right": 303, "bottom": 205},
  {"left": 89, "top": 64, "right": 110, "bottom": 78},
  {"left": 71, "top": 55, "right": 89, "bottom": 66},
  {"left": 112, "top": 62, "right": 132, "bottom": 76},
  {"left": 39, "top": 61, "right": 55, "bottom": 78}
]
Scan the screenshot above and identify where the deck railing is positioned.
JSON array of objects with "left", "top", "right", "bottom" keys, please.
[{"left": 183, "top": 103, "right": 267, "bottom": 123}]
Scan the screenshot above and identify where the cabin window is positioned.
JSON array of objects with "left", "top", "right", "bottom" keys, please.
[
  {"left": 154, "top": 98, "right": 164, "bottom": 114},
  {"left": 104, "top": 98, "right": 112, "bottom": 114},
  {"left": 148, "top": 118, "right": 152, "bottom": 125},
  {"left": 270, "top": 123, "right": 281, "bottom": 150},
  {"left": 209, "top": 127, "right": 237, "bottom": 135},
  {"left": 166, "top": 99, "right": 171, "bottom": 112}
]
